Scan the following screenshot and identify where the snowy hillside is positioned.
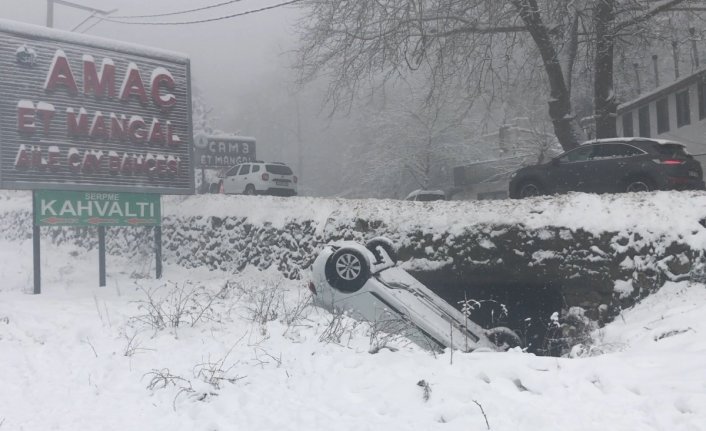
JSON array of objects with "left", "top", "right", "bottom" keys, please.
[{"left": 1, "top": 191, "right": 706, "bottom": 430}]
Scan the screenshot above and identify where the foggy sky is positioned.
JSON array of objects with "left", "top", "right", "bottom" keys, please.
[{"left": 0, "top": 0, "right": 301, "bottom": 132}]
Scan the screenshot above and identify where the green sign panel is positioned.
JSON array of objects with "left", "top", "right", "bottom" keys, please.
[{"left": 33, "top": 190, "right": 161, "bottom": 227}]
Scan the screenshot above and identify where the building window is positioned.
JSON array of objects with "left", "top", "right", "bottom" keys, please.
[
  {"left": 676, "top": 90, "right": 691, "bottom": 127},
  {"left": 699, "top": 80, "right": 706, "bottom": 120},
  {"left": 638, "top": 106, "right": 651, "bottom": 137},
  {"left": 622, "top": 113, "right": 634, "bottom": 137},
  {"left": 656, "top": 98, "right": 669, "bottom": 134}
]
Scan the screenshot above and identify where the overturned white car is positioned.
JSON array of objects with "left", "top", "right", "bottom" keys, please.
[{"left": 310, "top": 238, "right": 520, "bottom": 352}]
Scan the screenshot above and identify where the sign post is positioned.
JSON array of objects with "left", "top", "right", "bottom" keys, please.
[
  {"left": 32, "top": 190, "right": 42, "bottom": 294},
  {"left": 98, "top": 226, "right": 106, "bottom": 286},
  {"left": 155, "top": 226, "right": 162, "bottom": 279},
  {"left": 33, "top": 190, "right": 162, "bottom": 287}
]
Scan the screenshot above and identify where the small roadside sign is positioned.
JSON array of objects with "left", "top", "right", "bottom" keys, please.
[
  {"left": 193, "top": 133, "right": 256, "bottom": 169},
  {"left": 33, "top": 190, "right": 161, "bottom": 227}
]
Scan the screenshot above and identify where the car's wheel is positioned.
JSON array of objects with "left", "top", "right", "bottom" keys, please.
[
  {"left": 325, "top": 247, "right": 371, "bottom": 293},
  {"left": 486, "top": 327, "right": 522, "bottom": 351},
  {"left": 624, "top": 176, "right": 655, "bottom": 193},
  {"left": 517, "top": 181, "right": 543, "bottom": 198},
  {"left": 244, "top": 184, "right": 256, "bottom": 195},
  {"left": 365, "top": 237, "right": 398, "bottom": 264}
]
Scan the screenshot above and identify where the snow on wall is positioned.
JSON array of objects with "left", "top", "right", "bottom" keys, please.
[{"left": 1, "top": 190, "right": 705, "bottom": 319}]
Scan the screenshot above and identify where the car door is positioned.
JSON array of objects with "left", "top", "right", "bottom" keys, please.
[
  {"left": 583, "top": 143, "right": 644, "bottom": 193},
  {"left": 222, "top": 165, "right": 241, "bottom": 194},
  {"left": 547, "top": 145, "right": 596, "bottom": 193},
  {"left": 235, "top": 164, "right": 251, "bottom": 193}
]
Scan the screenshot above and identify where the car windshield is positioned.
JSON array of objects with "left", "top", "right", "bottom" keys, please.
[
  {"left": 223, "top": 166, "right": 239, "bottom": 177},
  {"left": 656, "top": 144, "right": 689, "bottom": 158},
  {"left": 266, "top": 164, "right": 293, "bottom": 175}
]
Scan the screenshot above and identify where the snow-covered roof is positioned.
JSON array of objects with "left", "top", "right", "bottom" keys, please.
[
  {"left": 0, "top": 18, "right": 188, "bottom": 63},
  {"left": 617, "top": 67, "right": 706, "bottom": 114},
  {"left": 580, "top": 137, "right": 686, "bottom": 147}
]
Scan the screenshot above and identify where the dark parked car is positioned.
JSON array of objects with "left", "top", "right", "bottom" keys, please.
[{"left": 509, "top": 138, "right": 705, "bottom": 199}]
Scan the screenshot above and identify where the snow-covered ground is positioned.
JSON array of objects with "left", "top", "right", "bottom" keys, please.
[{"left": 1, "top": 233, "right": 705, "bottom": 431}]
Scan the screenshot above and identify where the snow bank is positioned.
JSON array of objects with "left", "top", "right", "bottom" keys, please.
[
  {"left": 2, "top": 190, "right": 705, "bottom": 320},
  {"left": 1, "top": 238, "right": 705, "bottom": 431},
  {"left": 4, "top": 190, "right": 706, "bottom": 245},
  {"left": 161, "top": 190, "right": 706, "bottom": 249}
]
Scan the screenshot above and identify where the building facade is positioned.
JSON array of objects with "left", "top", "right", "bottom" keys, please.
[{"left": 617, "top": 69, "right": 706, "bottom": 157}]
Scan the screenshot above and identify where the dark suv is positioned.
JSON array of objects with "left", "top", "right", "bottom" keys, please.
[{"left": 509, "top": 138, "right": 705, "bottom": 198}]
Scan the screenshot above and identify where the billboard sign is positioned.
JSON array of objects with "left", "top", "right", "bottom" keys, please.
[
  {"left": 193, "top": 133, "right": 256, "bottom": 169},
  {"left": 33, "top": 190, "right": 160, "bottom": 227},
  {"left": 0, "top": 19, "right": 194, "bottom": 194}
]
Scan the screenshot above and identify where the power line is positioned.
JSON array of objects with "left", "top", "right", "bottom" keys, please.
[
  {"left": 102, "top": 0, "right": 303, "bottom": 26},
  {"left": 111, "top": 0, "right": 249, "bottom": 19}
]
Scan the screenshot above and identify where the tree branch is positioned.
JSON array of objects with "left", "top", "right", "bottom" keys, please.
[{"left": 614, "top": 0, "right": 690, "bottom": 33}]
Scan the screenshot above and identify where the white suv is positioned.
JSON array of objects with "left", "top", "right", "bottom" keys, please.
[{"left": 221, "top": 162, "right": 297, "bottom": 196}]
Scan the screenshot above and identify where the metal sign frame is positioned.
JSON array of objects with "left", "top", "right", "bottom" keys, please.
[
  {"left": 33, "top": 190, "right": 161, "bottom": 226},
  {"left": 193, "top": 133, "right": 256, "bottom": 169},
  {"left": 0, "top": 19, "right": 195, "bottom": 195},
  {"left": 0, "top": 19, "right": 185, "bottom": 293}
]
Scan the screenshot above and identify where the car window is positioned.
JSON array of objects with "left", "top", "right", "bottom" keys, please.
[
  {"left": 656, "top": 144, "right": 689, "bottom": 158},
  {"left": 239, "top": 164, "right": 251, "bottom": 175},
  {"left": 225, "top": 165, "right": 240, "bottom": 177},
  {"left": 252, "top": 165, "right": 260, "bottom": 173},
  {"left": 266, "top": 164, "right": 293, "bottom": 175},
  {"left": 592, "top": 143, "right": 644, "bottom": 160},
  {"left": 559, "top": 146, "right": 594, "bottom": 163}
]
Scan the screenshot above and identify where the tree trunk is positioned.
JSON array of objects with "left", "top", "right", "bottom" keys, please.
[
  {"left": 513, "top": 0, "right": 581, "bottom": 151},
  {"left": 594, "top": 0, "right": 618, "bottom": 139},
  {"left": 562, "top": 12, "right": 580, "bottom": 97}
]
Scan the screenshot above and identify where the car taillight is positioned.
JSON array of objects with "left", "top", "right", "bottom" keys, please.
[
  {"left": 653, "top": 159, "right": 685, "bottom": 165},
  {"left": 293, "top": 176, "right": 298, "bottom": 184},
  {"left": 262, "top": 173, "right": 270, "bottom": 181},
  {"left": 308, "top": 281, "right": 317, "bottom": 295}
]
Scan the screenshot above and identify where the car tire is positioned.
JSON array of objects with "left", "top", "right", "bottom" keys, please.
[
  {"left": 624, "top": 176, "right": 655, "bottom": 193},
  {"left": 365, "top": 237, "right": 398, "bottom": 264},
  {"left": 486, "top": 327, "right": 522, "bottom": 351},
  {"left": 325, "top": 247, "right": 371, "bottom": 293},
  {"left": 244, "top": 184, "right": 257, "bottom": 195},
  {"left": 516, "top": 180, "right": 543, "bottom": 198}
]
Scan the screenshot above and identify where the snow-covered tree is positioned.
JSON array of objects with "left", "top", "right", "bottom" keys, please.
[
  {"left": 295, "top": 0, "right": 702, "bottom": 149},
  {"left": 338, "top": 86, "right": 481, "bottom": 199},
  {"left": 192, "top": 84, "right": 214, "bottom": 136}
]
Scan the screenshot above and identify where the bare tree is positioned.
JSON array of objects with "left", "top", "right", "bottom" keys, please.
[
  {"left": 295, "top": 0, "right": 700, "bottom": 149},
  {"left": 591, "top": 0, "right": 693, "bottom": 138},
  {"left": 341, "top": 84, "right": 480, "bottom": 198}
]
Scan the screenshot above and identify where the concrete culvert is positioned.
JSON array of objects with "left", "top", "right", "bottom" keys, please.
[{"left": 409, "top": 270, "right": 565, "bottom": 355}]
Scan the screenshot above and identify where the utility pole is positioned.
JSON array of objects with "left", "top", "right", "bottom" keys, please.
[{"left": 46, "top": 0, "right": 117, "bottom": 31}]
